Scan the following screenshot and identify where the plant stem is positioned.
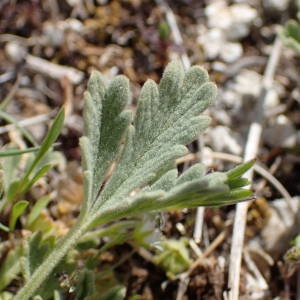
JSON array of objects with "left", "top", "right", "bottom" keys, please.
[{"left": 14, "top": 216, "right": 88, "bottom": 300}]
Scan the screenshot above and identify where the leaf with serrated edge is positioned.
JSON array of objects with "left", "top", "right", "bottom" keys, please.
[
  {"left": 13, "top": 62, "right": 255, "bottom": 300},
  {"left": 77, "top": 61, "right": 255, "bottom": 227},
  {"left": 91, "top": 62, "right": 217, "bottom": 212},
  {"left": 80, "top": 73, "right": 131, "bottom": 209}
]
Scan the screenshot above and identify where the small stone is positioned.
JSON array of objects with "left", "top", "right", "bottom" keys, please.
[
  {"left": 222, "top": 89, "right": 242, "bottom": 110},
  {"left": 264, "top": 88, "right": 280, "bottom": 110},
  {"left": 211, "top": 61, "right": 227, "bottom": 72},
  {"left": 43, "top": 22, "right": 65, "bottom": 46},
  {"left": 234, "top": 69, "right": 262, "bottom": 96},
  {"left": 197, "top": 27, "right": 224, "bottom": 60},
  {"left": 64, "top": 18, "right": 84, "bottom": 32},
  {"left": 229, "top": 4, "right": 258, "bottom": 40},
  {"left": 211, "top": 109, "right": 232, "bottom": 126},
  {"left": 197, "top": 28, "right": 243, "bottom": 62},
  {"left": 5, "top": 42, "right": 27, "bottom": 63},
  {"left": 219, "top": 42, "right": 243, "bottom": 63},
  {"left": 205, "top": 1, "right": 232, "bottom": 31},
  {"left": 263, "top": 0, "right": 290, "bottom": 12},
  {"left": 205, "top": 1, "right": 258, "bottom": 41},
  {"left": 43, "top": 19, "right": 83, "bottom": 47},
  {"left": 261, "top": 197, "right": 299, "bottom": 256},
  {"left": 264, "top": 115, "right": 297, "bottom": 148},
  {"left": 208, "top": 126, "right": 242, "bottom": 155},
  {"left": 66, "top": 0, "right": 79, "bottom": 6}
]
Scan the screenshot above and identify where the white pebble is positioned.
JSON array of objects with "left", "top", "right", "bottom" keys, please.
[
  {"left": 219, "top": 42, "right": 243, "bottom": 63},
  {"left": 205, "top": 1, "right": 258, "bottom": 40},
  {"left": 5, "top": 42, "right": 27, "bottom": 63},
  {"left": 263, "top": 0, "right": 290, "bottom": 12},
  {"left": 264, "top": 115, "right": 297, "bottom": 148}
]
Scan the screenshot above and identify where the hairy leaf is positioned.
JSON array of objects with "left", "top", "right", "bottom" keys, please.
[
  {"left": 80, "top": 73, "right": 131, "bottom": 210},
  {"left": 91, "top": 62, "right": 216, "bottom": 212},
  {"left": 14, "top": 62, "right": 255, "bottom": 300},
  {"left": 80, "top": 61, "right": 253, "bottom": 226}
]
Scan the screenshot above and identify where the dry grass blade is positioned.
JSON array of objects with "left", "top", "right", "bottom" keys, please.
[{"left": 227, "top": 37, "right": 282, "bottom": 300}]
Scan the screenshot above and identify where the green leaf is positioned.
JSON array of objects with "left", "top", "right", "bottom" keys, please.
[
  {"left": 80, "top": 73, "right": 131, "bottom": 209},
  {"left": 22, "top": 232, "right": 75, "bottom": 299},
  {"left": 77, "top": 61, "right": 254, "bottom": 228},
  {"left": 27, "top": 195, "right": 51, "bottom": 226},
  {"left": 153, "top": 238, "right": 191, "bottom": 277},
  {"left": 0, "top": 110, "right": 37, "bottom": 146},
  {"left": 0, "top": 245, "right": 23, "bottom": 291},
  {"left": 176, "top": 163, "right": 206, "bottom": 184},
  {"left": 226, "top": 159, "right": 255, "bottom": 180},
  {"left": 159, "top": 21, "right": 170, "bottom": 40},
  {"left": 77, "top": 220, "right": 136, "bottom": 249},
  {"left": 227, "top": 177, "right": 250, "bottom": 189},
  {"left": 14, "top": 62, "right": 254, "bottom": 300},
  {"left": 149, "top": 169, "right": 178, "bottom": 192},
  {"left": 99, "top": 285, "right": 126, "bottom": 300},
  {"left": 23, "top": 164, "right": 52, "bottom": 192},
  {"left": 1, "top": 149, "right": 21, "bottom": 193},
  {"left": 6, "top": 110, "right": 64, "bottom": 203},
  {"left": 0, "top": 146, "right": 41, "bottom": 157},
  {"left": 0, "top": 222, "right": 9, "bottom": 232},
  {"left": 91, "top": 62, "right": 216, "bottom": 212},
  {"left": 5, "top": 180, "right": 21, "bottom": 204},
  {"left": 279, "top": 20, "right": 300, "bottom": 56},
  {"left": 25, "top": 232, "right": 52, "bottom": 276},
  {"left": 9, "top": 200, "right": 29, "bottom": 230},
  {"left": 74, "top": 270, "right": 95, "bottom": 300},
  {"left": 22, "top": 109, "right": 64, "bottom": 185},
  {"left": 0, "top": 291, "right": 14, "bottom": 300}
]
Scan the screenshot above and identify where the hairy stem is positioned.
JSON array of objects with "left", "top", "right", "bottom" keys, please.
[{"left": 14, "top": 215, "right": 88, "bottom": 300}]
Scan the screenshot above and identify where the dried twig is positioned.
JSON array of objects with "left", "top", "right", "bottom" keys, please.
[
  {"left": 0, "top": 75, "right": 19, "bottom": 109},
  {"left": 227, "top": 37, "right": 282, "bottom": 300},
  {"left": 0, "top": 71, "right": 15, "bottom": 84},
  {"left": 26, "top": 55, "right": 84, "bottom": 84},
  {"left": 243, "top": 248, "right": 269, "bottom": 291},
  {"left": 193, "top": 207, "right": 205, "bottom": 243},
  {"left": 155, "top": 0, "right": 191, "bottom": 70},
  {"left": 0, "top": 111, "right": 57, "bottom": 135},
  {"left": 176, "top": 229, "right": 230, "bottom": 300}
]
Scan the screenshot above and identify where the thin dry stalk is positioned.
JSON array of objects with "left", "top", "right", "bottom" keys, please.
[
  {"left": 243, "top": 248, "right": 268, "bottom": 291},
  {"left": 26, "top": 54, "right": 84, "bottom": 84},
  {"left": 193, "top": 207, "right": 205, "bottom": 243},
  {"left": 155, "top": 0, "right": 191, "bottom": 70},
  {"left": 227, "top": 37, "right": 282, "bottom": 300},
  {"left": 176, "top": 229, "right": 229, "bottom": 300},
  {"left": 0, "top": 111, "right": 56, "bottom": 135}
]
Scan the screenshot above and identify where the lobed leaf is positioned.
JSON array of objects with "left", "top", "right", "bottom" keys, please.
[
  {"left": 79, "top": 61, "right": 253, "bottom": 228},
  {"left": 81, "top": 72, "right": 131, "bottom": 209},
  {"left": 91, "top": 62, "right": 217, "bottom": 212}
]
